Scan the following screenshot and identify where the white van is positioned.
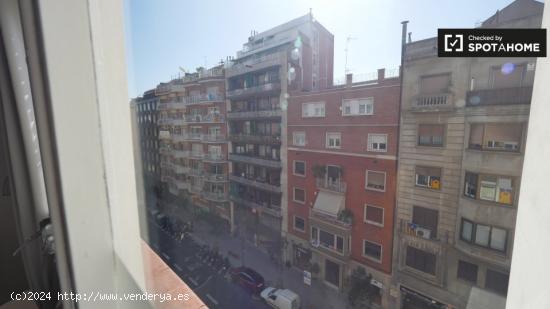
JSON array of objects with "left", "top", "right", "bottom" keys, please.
[{"left": 260, "top": 287, "right": 301, "bottom": 309}]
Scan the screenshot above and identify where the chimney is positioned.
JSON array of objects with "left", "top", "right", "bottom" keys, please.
[
  {"left": 378, "top": 69, "right": 385, "bottom": 82},
  {"left": 346, "top": 73, "right": 353, "bottom": 87}
]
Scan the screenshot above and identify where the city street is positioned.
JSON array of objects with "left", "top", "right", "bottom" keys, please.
[{"left": 146, "top": 214, "right": 270, "bottom": 309}]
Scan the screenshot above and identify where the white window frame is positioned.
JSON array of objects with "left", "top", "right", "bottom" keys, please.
[
  {"left": 293, "top": 216, "right": 306, "bottom": 232},
  {"left": 342, "top": 98, "right": 374, "bottom": 116},
  {"left": 364, "top": 204, "right": 384, "bottom": 227},
  {"left": 293, "top": 160, "right": 306, "bottom": 177},
  {"left": 302, "top": 102, "right": 325, "bottom": 118},
  {"left": 292, "top": 131, "right": 306, "bottom": 146},
  {"left": 365, "top": 170, "right": 386, "bottom": 192},
  {"left": 293, "top": 187, "right": 306, "bottom": 204},
  {"left": 367, "top": 134, "right": 388, "bottom": 152},
  {"left": 363, "top": 240, "right": 383, "bottom": 263},
  {"left": 326, "top": 132, "right": 342, "bottom": 149}
]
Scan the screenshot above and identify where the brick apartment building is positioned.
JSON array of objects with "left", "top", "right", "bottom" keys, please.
[
  {"left": 286, "top": 69, "right": 400, "bottom": 307},
  {"left": 225, "top": 13, "right": 334, "bottom": 257},
  {"left": 156, "top": 66, "right": 231, "bottom": 225}
]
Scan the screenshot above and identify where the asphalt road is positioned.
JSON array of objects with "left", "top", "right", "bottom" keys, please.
[{"left": 146, "top": 215, "right": 270, "bottom": 309}]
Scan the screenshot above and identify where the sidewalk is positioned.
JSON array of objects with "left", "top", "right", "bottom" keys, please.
[{"left": 163, "top": 201, "right": 349, "bottom": 309}]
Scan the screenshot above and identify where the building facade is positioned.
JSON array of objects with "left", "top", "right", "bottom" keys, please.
[
  {"left": 156, "top": 66, "right": 231, "bottom": 225},
  {"left": 132, "top": 89, "right": 161, "bottom": 191},
  {"left": 225, "top": 13, "right": 334, "bottom": 257},
  {"left": 286, "top": 69, "right": 400, "bottom": 307},
  {"left": 391, "top": 1, "right": 543, "bottom": 308}
]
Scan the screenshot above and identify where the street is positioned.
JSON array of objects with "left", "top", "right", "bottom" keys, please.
[{"left": 146, "top": 214, "right": 270, "bottom": 309}]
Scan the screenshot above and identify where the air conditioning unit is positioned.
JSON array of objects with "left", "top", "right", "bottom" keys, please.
[
  {"left": 504, "top": 141, "right": 519, "bottom": 151},
  {"left": 415, "top": 227, "right": 432, "bottom": 239},
  {"left": 310, "top": 239, "right": 320, "bottom": 248}
]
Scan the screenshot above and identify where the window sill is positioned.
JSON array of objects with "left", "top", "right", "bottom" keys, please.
[
  {"left": 461, "top": 195, "right": 515, "bottom": 209},
  {"left": 365, "top": 187, "right": 386, "bottom": 193},
  {"left": 364, "top": 220, "right": 384, "bottom": 228}
]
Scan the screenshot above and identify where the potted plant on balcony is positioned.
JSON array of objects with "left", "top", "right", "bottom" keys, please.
[{"left": 337, "top": 209, "right": 354, "bottom": 225}]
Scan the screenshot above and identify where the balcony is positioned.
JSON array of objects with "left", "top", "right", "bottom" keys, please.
[
  {"left": 227, "top": 109, "right": 282, "bottom": 120},
  {"left": 182, "top": 67, "right": 224, "bottom": 83},
  {"left": 228, "top": 153, "right": 281, "bottom": 169},
  {"left": 171, "top": 133, "right": 186, "bottom": 142},
  {"left": 187, "top": 168, "right": 202, "bottom": 177},
  {"left": 189, "top": 151, "right": 204, "bottom": 159},
  {"left": 410, "top": 93, "right": 454, "bottom": 112},
  {"left": 202, "top": 134, "right": 226, "bottom": 143},
  {"left": 157, "top": 101, "right": 185, "bottom": 111},
  {"left": 229, "top": 174, "right": 281, "bottom": 193},
  {"left": 226, "top": 53, "right": 284, "bottom": 78},
  {"left": 159, "top": 147, "right": 171, "bottom": 155},
  {"left": 309, "top": 208, "right": 352, "bottom": 230},
  {"left": 173, "top": 150, "right": 190, "bottom": 158},
  {"left": 186, "top": 133, "right": 203, "bottom": 141},
  {"left": 202, "top": 191, "right": 229, "bottom": 202},
  {"left": 157, "top": 118, "right": 172, "bottom": 126},
  {"left": 186, "top": 113, "right": 225, "bottom": 124},
  {"left": 203, "top": 172, "right": 228, "bottom": 182},
  {"left": 184, "top": 93, "right": 224, "bottom": 106},
  {"left": 466, "top": 86, "right": 533, "bottom": 107},
  {"left": 229, "top": 134, "right": 281, "bottom": 145},
  {"left": 226, "top": 82, "right": 281, "bottom": 99},
  {"left": 398, "top": 219, "right": 445, "bottom": 243},
  {"left": 229, "top": 193, "right": 281, "bottom": 215},
  {"left": 203, "top": 153, "right": 227, "bottom": 162},
  {"left": 155, "top": 83, "right": 185, "bottom": 95},
  {"left": 189, "top": 185, "right": 202, "bottom": 194},
  {"left": 175, "top": 180, "right": 189, "bottom": 191},
  {"left": 316, "top": 178, "right": 347, "bottom": 194},
  {"left": 174, "top": 165, "right": 189, "bottom": 174}
]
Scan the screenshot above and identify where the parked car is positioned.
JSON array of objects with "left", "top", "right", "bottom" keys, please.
[
  {"left": 261, "top": 287, "right": 301, "bottom": 309},
  {"left": 229, "top": 267, "right": 265, "bottom": 294}
]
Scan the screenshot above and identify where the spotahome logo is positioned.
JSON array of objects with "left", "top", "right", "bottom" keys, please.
[{"left": 438, "top": 28, "right": 546, "bottom": 57}]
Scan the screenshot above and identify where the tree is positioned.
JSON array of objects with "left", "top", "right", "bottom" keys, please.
[{"left": 347, "top": 267, "right": 379, "bottom": 308}]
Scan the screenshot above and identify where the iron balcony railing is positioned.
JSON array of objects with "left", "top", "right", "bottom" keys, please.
[
  {"left": 226, "top": 81, "right": 281, "bottom": 98},
  {"left": 228, "top": 134, "right": 281, "bottom": 145},
  {"left": 184, "top": 93, "right": 224, "bottom": 105},
  {"left": 202, "top": 191, "right": 229, "bottom": 202},
  {"left": 229, "top": 174, "right": 281, "bottom": 193},
  {"left": 186, "top": 113, "right": 225, "bottom": 123},
  {"left": 228, "top": 153, "right": 281, "bottom": 169},
  {"left": 466, "top": 86, "right": 533, "bottom": 107},
  {"left": 203, "top": 153, "right": 226, "bottom": 162},
  {"left": 316, "top": 178, "right": 347, "bottom": 194},
  {"left": 203, "top": 172, "right": 228, "bottom": 182},
  {"left": 226, "top": 53, "right": 284, "bottom": 78},
  {"left": 173, "top": 150, "right": 190, "bottom": 158},
  {"left": 227, "top": 109, "right": 282, "bottom": 119},
  {"left": 202, "top": 134, "right": 226, "bottom": 143},
  {"left": 309, "top": 208, "right": 352, "bottom": 229},
  {"left": 229, "top": 193, "right": 281, "bottom": 215}
]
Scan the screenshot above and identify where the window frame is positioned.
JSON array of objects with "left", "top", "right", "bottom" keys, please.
[
  {"left": 302, "top": 102, "right": 326, "bottom": 118},
  {"left": 460, "top": 218, "right": 508, "bottom": 253},
  {"left": 293, "top": 160, "right": 306, "bottom": 177},
  {"left": 463, "top": 171, "right": 515, "bottom": 206},
  {"left": 364, "top": 204, "right": 384, "bottom": 227},
  {"left": 293, "top": 187, "right": 306, "bottom": 204},
  {"left": 415, "top": 166, "right": 442, "bottom": 190},
  {"left": 292, "top": 131, "right": 306, "bottom": 147},
  {"left": 417, "top": 124, "right": 445, "bottom": 147},
  {"left": 365, "top": 170, "right": 386, "bottom": 192},
  {"left": 325, "top": 132, "right": 342, "bottom": 149},
  {"left": 367, "top": 133, "right": 388, "bottom": 152},
  {"left": 341, "top": 97, "right": 374, "bottom": 116},
  {"left": 293, "top": 216, "right": 306, "bottom": 233},
  {"left": 362, "top": 240, "right": 383, "bottom": 263}
]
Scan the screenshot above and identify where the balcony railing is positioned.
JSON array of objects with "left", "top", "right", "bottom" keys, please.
[
  {"left": 228, "top": 153, "right": 281, "bottom": 169},
  {"left": 229, "top": 134, "right": 281, "bottom": 145},
  {"left": 182, "top": 68, "right": 224, "bottom": 83},
  {"left": 159, "top": 147, "right": 172, "bottom": 155},
  {"left": 187, "top": 133, "right": 203, "bottom": 140},
  {"left": 398, "top": 219, "right": 448, "bottom": 244},
  {"left": 227, "top": 109, "right": 282, "bottom": 120},
  {"left": 171, "top": 133, "right": 186, "bottom": 142},
  {"left": 176, "top": 180, "right": 189, "bottom": 190},
  {"left": 189, "top": 185, "right": 202, "bottom": 194},
  {"left": 189, "top": 152, "right": 204, "bottom": 159},
  {"left": 186, "top": 114, "right": 225, "bottom": 123},
  {"left": 226, "top": 53, "right": 283, "bottom": 78},
  {"left": 466, "top": 86, "right": 533, "bottom": 107},
  {"left": 202, "top": 134, "right": 226, "bottom": 143},
  {"left": 229, "top": 175, "right": 281, "bottom": 193},
  {"left": 187, "top": 168, "right": 202, "bottom": 177},
  {"left": 174, "top": 165, "right": 189, "bottom": 174},
  {"left": 184, "top": 93, "right": 224, "bottom": 105},
  {"left": 155, "top": 83, "right": 185, "bottom": 95},
  {"left": 173, "top": 150, "right": 190, "bottom": 158},
  {"left": 410, "top": 93, "right": 454, "bottom": 112},
  {"left": 309, "top": 208, "right": 352, "bottom": 229},
  {"left": 229, "top": 193, "right": 281, "bottom": 213},
  {"left": 226, "top": 81, "right": 281, "bottom": 99},
  {"left": 202, "top": 191, "right": 229, "bottom": 202},
  {"left": 316, "top": 178, "right": 347, "bottom": 194},
  {"left": 203, "top": 153, "right": 226, "bottom": 162},
  {"left": 203, "top": 173, "right": 228, "bottom": 182}
]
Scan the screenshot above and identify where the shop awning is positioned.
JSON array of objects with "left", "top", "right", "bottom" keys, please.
[{"left": 312, "top": 191, "right": 345, "bottom": 217}]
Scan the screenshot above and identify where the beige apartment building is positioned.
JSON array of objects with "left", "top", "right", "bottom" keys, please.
[{"left": 391, "top": 1, "right": 543, "bottom": 308}]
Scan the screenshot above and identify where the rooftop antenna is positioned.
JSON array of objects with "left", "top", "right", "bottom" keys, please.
[{"left": 344, "top": 36, "right": 356, "bottom": 75}]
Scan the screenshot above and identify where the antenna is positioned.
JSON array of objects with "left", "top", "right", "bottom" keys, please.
[{"left": 344, "top": 36, "right": 357, "bottom": 75}]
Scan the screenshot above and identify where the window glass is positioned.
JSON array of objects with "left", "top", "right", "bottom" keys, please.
[
  {"left": 294, "top": 161, "right": 306, "bottom": 176},
  {"left": 457, "top": 260, "right": 478, "bottom": 283},
  {"left": 418, "top": 124, "right": 444, "bottom": 146},
  {"left": 486, "top": 270, "right": 510, "bottom": 296},
  {"left": 364, "top": 241, "right": 382, "bottom": 261},
  {"left": 365, "top": 205, "right": 384, "bottom": 225},
  {"left": 474, "top": 224, "right": 491, "bottom": 246},
  {"left": 490, "top": 227, "right": 507, "bottom": 251},
  {"left": 461, "top": 219, "right": 473, "bottom": 242},
  {"left": 366, "top": 171, "right": 386, "bottom": 191}
]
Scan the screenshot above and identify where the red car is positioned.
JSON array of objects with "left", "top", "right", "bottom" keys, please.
[{"left": 229, "top": 267, "right": 265, "bottom": 294}]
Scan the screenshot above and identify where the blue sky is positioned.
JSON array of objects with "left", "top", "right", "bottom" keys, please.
[{"left": 124, "top": 0, "right": 521, "bottom": 97}]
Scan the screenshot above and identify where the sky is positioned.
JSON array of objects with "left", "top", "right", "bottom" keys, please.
[{"left": 124, "top": 0, "right": 524, "bottom": 98}]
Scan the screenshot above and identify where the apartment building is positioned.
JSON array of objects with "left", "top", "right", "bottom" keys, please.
[
  {"left": 225, "top": 13, "right": 334, "bottom": 258},
  {"left": 390, "top": 1, "right": 543, "bottom": 308},
  {"left": 286, "top": 70, "right": 400, "bottom": 306},
  {"left": 156, "top": 66, "right": 231, "bottom": 225},
  {"left": 132, "top": 89, "right": 161, "bottom": 191}
]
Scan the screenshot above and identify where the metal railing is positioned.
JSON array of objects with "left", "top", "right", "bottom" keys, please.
[
  {"left": 316, "top": 178, "right": 347, "bottom": 193},
  {"left": 229, "top": 174, "right": 281, "bottom": 193},
  {"left": 227, "top": 81, "right": 281, "bottom": 98},
  {"left": 466, "top": 86, "right": 533, "bottom": 107},
  {"left": 228, "top": 153, "right": 282, "bottom": 169},
  {"left": 202, "top": 134, "right": 226, "bottom": 143},
  {"left": 309, "top": 208, "right": 352, "bottom": 229},
  {"left": 227, "top": 109, "right": 282, "bottom": 119},
  {"left": 203, "top": 153, "right": 226, "bottom": 162},
  {"left": 228, "top": 134, "right": 281, "bottom": 145}
]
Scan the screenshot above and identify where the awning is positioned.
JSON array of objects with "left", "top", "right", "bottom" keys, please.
[
  {"left": 312, "top": 191, "right": 345, "bottom": 217},
  {"left": 466, "top": 287, "right": 506, "bottom": 309}
]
